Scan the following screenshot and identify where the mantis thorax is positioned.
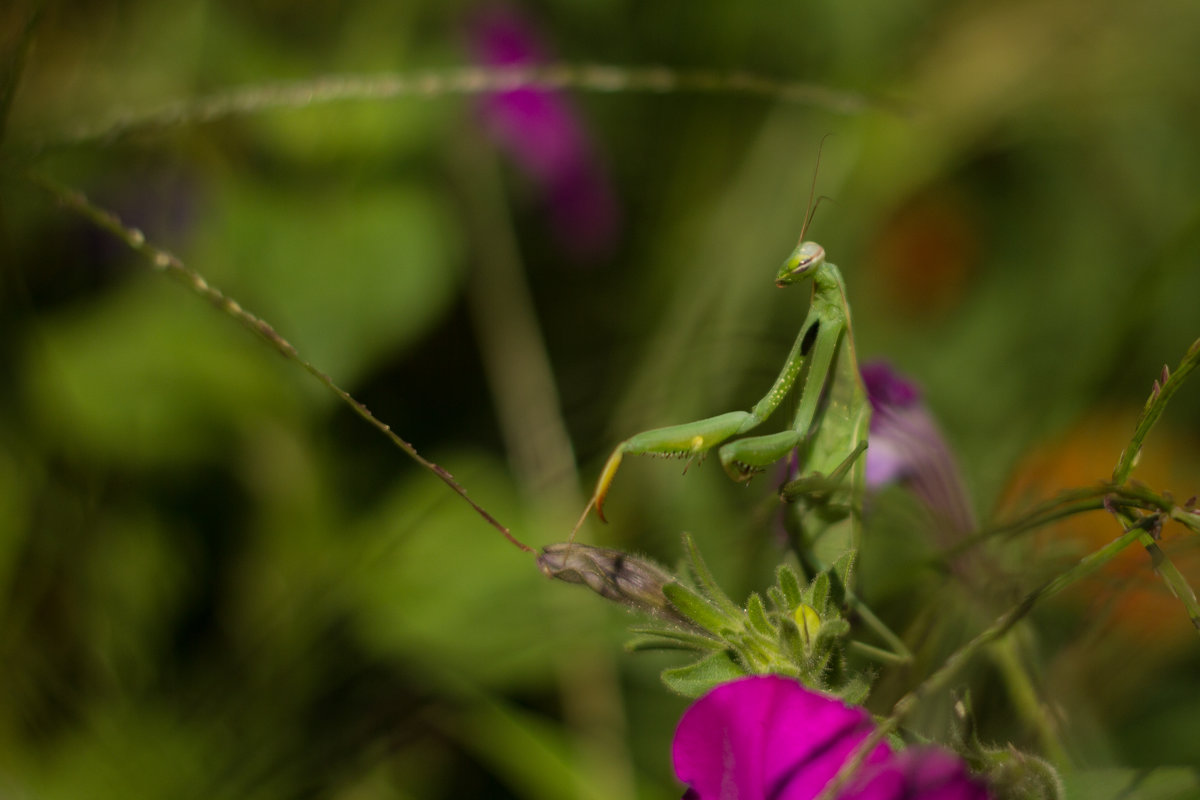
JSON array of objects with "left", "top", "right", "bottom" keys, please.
[{"left": 775, "top": 241, "right": 825, "bottom": 287}]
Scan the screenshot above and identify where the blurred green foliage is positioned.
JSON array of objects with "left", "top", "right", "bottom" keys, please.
[{"left": 3, "top": 0, "right": 1200, "bottom": 797}]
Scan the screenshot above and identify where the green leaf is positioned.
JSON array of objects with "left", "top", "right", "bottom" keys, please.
[
  {"left": 838, "top": 675, "right": 873, "bottom": 706},
  {"left": 663, "top": 581, "right": 732, "bottom": 636},
  {"left": 681, "top": 533, "right": 743, "bottom": 618},
  {"left": 346, "top": 453, "right": 569, "bottom": 690},
  {"left": 767, "top": 586, "right": 789, "bottom": 615},
  {"left": 625, "top": 635, "right": 707, "bottom": 652},
  {"left": 818, "top": 617, "right": 851, "bottom": 643},
  {"left": 625, "top": 627, "right": 724, "bottom": 652},
  {"left": 828, "top": 551, "right": 855, "bottom": 606},
  {"left": 806, "top": 571, "right": 830, "bottom": 612},
  {"left": 660, "top": 651, "right": 747, "bottom": 698},
  {"left": 746, "top": 592, "right": 775, "bottom": 638},
  {"left": 192, "top": 176, "right": 464, "bottom": 385},
  {"left": 778, "top": 616, "right": 806, "bottom": 666},
  {"left": 25, "top": 280, "right": 297, "bottom": 466},
  {"left": 776, "top": 563, "right": 804, "bottom": 609}
]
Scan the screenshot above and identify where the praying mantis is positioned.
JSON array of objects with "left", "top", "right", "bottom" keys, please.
[{"left": 572, "top": 222, "right": 872, "bottom": 572}]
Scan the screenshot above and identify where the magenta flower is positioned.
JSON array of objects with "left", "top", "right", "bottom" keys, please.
[
  {"left": 860, "top": 362, "right": 975, "bottom": 540},
  {"left": 673, "top": 676, "right": 990, "bottom": 800},
  {"left": 467, "top": 7, "right": 620, "bottom": 258}
]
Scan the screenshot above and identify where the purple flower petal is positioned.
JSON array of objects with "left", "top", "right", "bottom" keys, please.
[
  {"left": 673, "top": 676, "right": 889, "bottom": 800},
  {"left": 860, "top": 360, "right": 976, "bottom": 541},
  {"left": 862, "top": 362, "right": 921, "bottom": 416},
  {"left": 673, "top": 677, "right": 990, "bottom": 800},
  {"left": 863, "top": 432, "right": 910, "bottom": 488},
  {"left": 467, "top": 7, "right": 620, "bottom": 258},
  {"left": 843, "top": 748, "right": 991, "bottom": 800}
]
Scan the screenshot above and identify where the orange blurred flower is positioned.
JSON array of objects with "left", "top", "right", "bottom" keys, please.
[{"left": 1001, "top": 409, "right": 1200, "bottom": 648}]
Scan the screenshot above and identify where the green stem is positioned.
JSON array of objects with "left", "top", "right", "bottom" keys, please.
[
  {"left": 846, "top": 590, "right": 912, "bottom": 663},
  {"left": 1113, "top": 337, "right": 1200, "bottom": 485},
  {"left": 987, "top": 636, "right": 1068, "bottom": 765},
  {"left": 1111, "top": 509, "right": 1200, "bottom": 632},
  {"left": 1107, "top": 340, "right": 1200, "bottom": 631},
  {"left": 448, "top": 131, "right": 641, "bottom": 800},
  {"left": 848, "top": 640, "right": 910, "bottom": 666},
  {"left": 816, "top": 516, "right": 1155, "bottom": 800},
  {"left": 954, "top": 481, "right": 1193, "bottom": 556},
  {"left": 448, "top": 128, "right": 578, "bottom": 506}
]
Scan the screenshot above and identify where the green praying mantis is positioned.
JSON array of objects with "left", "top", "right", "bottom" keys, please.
[{"left": 572, "top": 211, "right": 872, "bottom": 572}]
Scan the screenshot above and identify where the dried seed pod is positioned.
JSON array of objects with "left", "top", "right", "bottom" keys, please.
[{"left": 538, "top": 543, "right": 694, "bottom": 628}]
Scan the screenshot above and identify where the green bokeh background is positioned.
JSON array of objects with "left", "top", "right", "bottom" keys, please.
[{"left": 3, "top": 0, "right": 1200, "bottom": 797}]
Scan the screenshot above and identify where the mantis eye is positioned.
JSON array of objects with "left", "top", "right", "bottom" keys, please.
[{"left": 775, "top": 241, "right": 825, "bottom": 286}]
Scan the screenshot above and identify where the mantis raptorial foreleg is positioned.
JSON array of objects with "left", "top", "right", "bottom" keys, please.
[
  {"left": 717, "top": 300, "right": 846, "bottom": 479},
  {"left": 572, "top": 240, "right": 870, "bottom": 538}
]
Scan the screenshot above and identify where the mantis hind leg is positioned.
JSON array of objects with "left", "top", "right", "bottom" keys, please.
[{"left": 574, "top": 411, "right": 753, "bottom": 532}]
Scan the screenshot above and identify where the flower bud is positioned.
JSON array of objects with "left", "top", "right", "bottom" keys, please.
[
  {"left": 792, "top": 603, "right": 822, "bottom": 650},
  {"left": 978, "top": 746, "right": 1063, "bottom": 800},
  {"left": 538, "top": 543, "right": 692, "bottom": 628}
]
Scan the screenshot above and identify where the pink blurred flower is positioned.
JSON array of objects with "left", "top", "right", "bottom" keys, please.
[
  {"left": 861, "top": 362, "right": 976, "bottom": 540},
  {"left": 673, "top": 676, "right": 990, "bottom": 800},
  {"left": 467, "top": 7, "right": 620, "bottom": 258}
]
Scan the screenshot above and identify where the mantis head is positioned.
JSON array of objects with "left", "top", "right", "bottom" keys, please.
[{"left": 775, "top": 241, "right": 825, "bottom": 287}]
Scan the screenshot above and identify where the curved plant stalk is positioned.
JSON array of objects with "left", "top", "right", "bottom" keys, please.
[
  {"left": 1113, "top": 339, "right": 1200, "bottom": 485},
  {"left": 957, "top": 482, "right": 1200, "bottom": 557},
  {"left": 24, "top": 64, "right": 888, "bottom": 156},
  {"left": 1108, "top": 339, "right": 1200, "bottom": 630},
  {"left": 26, "top": 169, "right": 534, "bottom": 554}
]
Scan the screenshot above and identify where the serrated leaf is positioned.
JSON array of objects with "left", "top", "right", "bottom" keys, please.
[{"left": 660, "top": 651, "right": 747, "bottom": 698}]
